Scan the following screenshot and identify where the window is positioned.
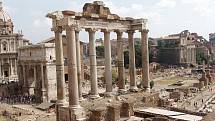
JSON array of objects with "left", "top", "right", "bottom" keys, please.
[{"left": 3, "top": 42, "right": 7, "bottom": 51}]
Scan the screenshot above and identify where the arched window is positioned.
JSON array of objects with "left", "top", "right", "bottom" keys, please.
[{"left": 2, "top": 42, "right": 7, "bottom": 51}]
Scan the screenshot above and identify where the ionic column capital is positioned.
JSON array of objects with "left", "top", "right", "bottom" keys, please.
[
  {"left": 85, "top": 28, "right": 97, "bottom": 33},
  {"left": 115, "top": 30, "right": 125, "bottom": 36},
  {"left": 127, "top": 30, "right": 135, "bottom": 34},
  {"left": 52, "top": 27, "right": 63, "bottom": 33},
  {"left": 140, "top": 29, "right": 149, "bottom": 34},
  {"left": 75, "top": 28, "right": 82, "bottom": 33},
  {"left": 101, "top": 29, "right": 112, "bottom": 33}
]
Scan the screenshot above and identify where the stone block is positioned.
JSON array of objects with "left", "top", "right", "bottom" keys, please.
[
  {"left": 58, "top": 106, "right": 70, "bottom": 121},
  {"left": 106, "top": 104, "right": 120, "bottom": 121},
  {"left": 89, "top": 107, "right": 106, "bottom": 121},
  {"left": 70, "top": 107, "right": 86, "bottom": 121},
  {"left": 120, "top": 102, "right": 134, "bottom": 118}
]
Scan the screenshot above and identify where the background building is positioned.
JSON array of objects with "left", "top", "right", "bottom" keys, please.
[{"left": 0, "top": 2, "right": 30, "bottom": 83}]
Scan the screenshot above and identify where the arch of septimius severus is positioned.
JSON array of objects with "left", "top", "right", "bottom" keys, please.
[{"left": 47, "top": 1, "right": 150, "bottom": 121}]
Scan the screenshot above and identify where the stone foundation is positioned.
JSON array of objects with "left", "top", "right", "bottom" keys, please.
[{"left": 58, "top": 106, "right": 86, "bottom": 121}]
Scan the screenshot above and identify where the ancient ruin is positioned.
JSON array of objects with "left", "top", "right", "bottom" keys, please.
[{"left": 47, "top": 1, "right": 150, "bottom": 120}]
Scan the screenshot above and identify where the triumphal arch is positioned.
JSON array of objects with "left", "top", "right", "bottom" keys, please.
[{"left": 47, "top": 1, "right": 150, "bottom": 121}]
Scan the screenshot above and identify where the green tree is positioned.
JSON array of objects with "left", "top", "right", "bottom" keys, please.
[
  {"left": 96, "top": 45, "right": 104, "bottom": 57},
  {"left": 196, "top": 50, "right": 207, "bottom": 65},
  {"left": 150, "top": 80, "right": 155, "bottom": 89}
]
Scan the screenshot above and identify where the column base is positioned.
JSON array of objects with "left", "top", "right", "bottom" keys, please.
[
  {"left": 89, "top": 94, "right": 100, "bottom": 99},
  {"left": 129, "top": 86, "right": 138, "bottom": 92},
  {"left": 103, "top": 92, "right": 113, "bottom": 97},
  {"left": 70, "top": 106, "right": 86, "bottom": 121},
  {"left": 142, "top": 87, "right": 150, "bottom": 92}
]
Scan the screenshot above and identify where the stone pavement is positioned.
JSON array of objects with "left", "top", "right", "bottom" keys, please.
[{"left": 179, "top": 84, "right": 215, "bottom": 111}]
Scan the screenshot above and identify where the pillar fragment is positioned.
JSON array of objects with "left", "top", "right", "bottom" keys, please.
[
  {"left": 141, "top": 29, "right": 150, "bottom": 91},
  {"left": 86, "top": 28, "right": 100, "bottom": 99}
]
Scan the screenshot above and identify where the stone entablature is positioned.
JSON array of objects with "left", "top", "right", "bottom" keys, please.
[{"left": 18, "top": 43, "right": 56, "bottom": 62}]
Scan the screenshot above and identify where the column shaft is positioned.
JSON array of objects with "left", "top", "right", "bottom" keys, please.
[
  {"left": 141, "top": 30, "right": 150, "bottom": 91},
  {"left": 128, "top": 30, "right": 137, "bottom": 90},
  {"left": 66, "top": 26, "right": 79, "bottom": 107},
  {"left": 41, "top": 63, "right": 47, "bottom": 102},
  {"left": 104, "top": 30, "right": 112, "bottom": 93},
  {"left": 87, "top": 29, "right": 99, "bottom": 98},
  {"left": 76, "top": 31, "right": 83, "bottom": 100},
  {"left": 116, "top": 31, "right": 125, "bottom": 90},
  {"left": 54, "top": 27, "right": 66, "bottom": 103}
]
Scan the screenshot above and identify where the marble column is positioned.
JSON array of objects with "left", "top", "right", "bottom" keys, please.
[
  {"left": 86, "top": 28, "right": 100, "bottom": 98},
  {"left": 66, "top": 26, "right": 80, "bottom": 107},
  {"left": 53, "top": 27, "right": 66, "bottom": 104},
  {"left": 14, "top": 59, "right": 17, "bottom": 75},
  {"left": 75, "top": 30, "right": 83, "bottom": 100},
  {"left": 0, "top": 59, "right": 1, "bottom": 77},
  {"left": 116, "top": 31, "right": 125, "bottom": 91},
  {"left": 141, "top": 29, "right": 150, "bottom": 91},
  {"left": 22, "top": 64, "right": 26, "bottom": 93},
  {"left": 127, "top": 30, "right": 137, "bottom": 91},
  {"left": 33, "top": 66, "right": 37, "bottom": 95},
  {"left": 10, "top": 59, "right": 13, "bottom": 76},
  {"left": 41, "top": 63, "right": 47, "bottom": 102},
  {"left": 103, "top": 29, "right": 112, "bottom": 95}
]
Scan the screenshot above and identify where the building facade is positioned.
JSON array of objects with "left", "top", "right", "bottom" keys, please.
[
  {"left": 18, "top": 43, "right": 56, "bottom": 102},
  {"left": 0, "top": 2, "right": 30, "bottom": 83},
  {"left": 155, "top": 30, "right": 207, "bottom": 65}
]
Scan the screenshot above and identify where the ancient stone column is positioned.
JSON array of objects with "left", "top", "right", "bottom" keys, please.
[
  {"left": 22, "top": 64, "right": 26, "bottom": 93},
  {"left": 53, "top": 27, "right": 66, "bottom": 104},
  {"left": 75, "top": 30, "right": 83, "bottom": 100},
  {"left": 41, "top": 63, "right": 47, "bottom": 102},
  {"left": 127, "top": 30, "right": 137, "bottom": 91},
  {"left": 33, "top": 66, "right": 37, "bottom": 95},
  {"left": 0, "top": 59, "right": 2, "bottom": 77},
  {"left": 86, "top": 28, "right": 100, "bottom": 98},
  {"left": 141, "top": 29, "right": 150, "bottom": 91},
  {"left": 103, "top": 29, "right": 112, "bottom": 95},
  {"left": 116, "top": 30, "right": 125, "bottom": 91},
  {"left": 66, "top": 26, "right": 80, "bottom": 107}
]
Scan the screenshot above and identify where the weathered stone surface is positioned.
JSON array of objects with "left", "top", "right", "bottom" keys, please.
[
  {"left": 120, "top": 102, "right": 134, "bottom": 118},
  {"left": 106, "top": 104, "right": 120, "bottom": 121},
  {"left": 89, "top": 107, "right": 106, "bottom": 121}
]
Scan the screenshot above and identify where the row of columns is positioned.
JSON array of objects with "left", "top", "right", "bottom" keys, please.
[
  {"left": 21, "top": 63, "right": 47, "bottom": 102},
  {"left": 54, "top": 26, "right": 150, "bottom": 109},
  {"left": 0, "top": 58, "right": 17, "bottom": 78}
]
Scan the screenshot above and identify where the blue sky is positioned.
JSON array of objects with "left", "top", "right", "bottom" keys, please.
[{"left": 3, "top": 0, "right": 215, "bottom": 43}]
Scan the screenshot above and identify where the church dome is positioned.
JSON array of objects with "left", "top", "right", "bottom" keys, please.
[
  {"left": 0, "top": 1, "right": 14, "bottom": 34},
  {"left": 0, "top": 7, "right": 12, "bottom": 23}
]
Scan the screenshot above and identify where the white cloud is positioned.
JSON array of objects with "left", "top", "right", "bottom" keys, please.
[
  {"left": 33, "top": 18, "right": 51, "bottom": 28},
  {"left": 156, "top": 0, "right": 176, "bottom": 8},
  {"left": 181, "top": 0, "right": 212, "bottom": 16}
]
